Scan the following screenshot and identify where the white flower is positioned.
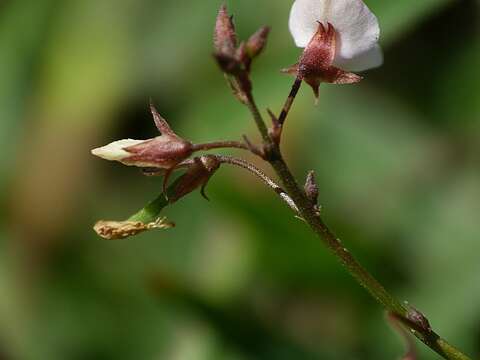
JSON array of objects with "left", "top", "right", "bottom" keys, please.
[{"left": 289, "top": 0, "right": 382, "bottom": 71}]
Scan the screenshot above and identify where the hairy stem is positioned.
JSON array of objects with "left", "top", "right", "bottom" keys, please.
[
  {"left": 245, "top": 94, "right": 270, "bottom": 143},
  {"left": 243, "top": 81, "right": 471, "bottom": 360},
  {"left": 216, "top": 155, "right": 299, "bottom": 214},
  {"left": 192, "top": 140, "right": 249, "bottom": 152},
  {"left": 193, "top": 140, "right": 264, "bottom": 158}
]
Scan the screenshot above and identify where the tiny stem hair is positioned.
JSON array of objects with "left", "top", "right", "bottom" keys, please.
[{"left": 216, "top": 155, "right": 299, "bottom": 214}]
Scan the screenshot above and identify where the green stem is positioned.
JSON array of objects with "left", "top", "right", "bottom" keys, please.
[
  {"left": 128, "top": 193, "right": 168, "bottom": 223},
  {"left": 128, "top": 177, "right": 183, "bottom": 223},
  {"left": 244, "top": 85, "right": 471, "bottom": 360}
]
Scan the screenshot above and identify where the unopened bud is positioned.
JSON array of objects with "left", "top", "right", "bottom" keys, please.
[
  {"left": 246, "top": 26, "right": 270, "bottom": 59},
  {"left": 406, "top": 307, "right": 432, "bottom": 333},
  {"left": 304, "top": 171, "right": 319, "bottom": 204},
  {"left": 214, "top": 4, "right": 237, "bottom": 56},
  {"left": 169, "top": 155, "right": 221, "bottom": 203},
  {"left": 235, "top": 42, "right": 248, "bottom": 65},
  {"left": 91, "top": 104, "right": 193, "bottom": 169},
  {"left": 123, "top": 135, "right": 192, "bottom": 169},
  {"left": 214, "top": 52, "right": 242, "bottom": 75}
]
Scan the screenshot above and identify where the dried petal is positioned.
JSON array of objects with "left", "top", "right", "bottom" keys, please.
[{"left": 94, "top": 218, "right": 174, "bottom": 240}]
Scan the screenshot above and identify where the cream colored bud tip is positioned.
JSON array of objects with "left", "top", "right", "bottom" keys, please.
[{"left": 91, "top": 139, "right": 144, "bottom": 162}]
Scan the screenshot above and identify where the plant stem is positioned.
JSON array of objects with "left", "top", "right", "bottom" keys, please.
[
  {"left": 193, "top": 140, "right": 264, "bottom": 158},
  {"left": 128, "top": 177, "right": 183, "bottom": 223},
  {"left": 216, "top": 155, "right": 299, "bottom": 214},
  {"left": 192, "top": 140, "right": 249, "bottom": 152},
  {"left": 278, "top": 76, "right": 302, "bottom": 126},
  {"left": 245, "top": 94, "right": 271, "bottom": 144},
  {"left": 243, "top": 84, "right": 471, "bottom": 360}
]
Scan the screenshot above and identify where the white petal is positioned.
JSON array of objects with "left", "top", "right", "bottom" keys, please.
[
  {"left": 289, "top": 0, "right": 381, "bottom": 66},
  {"left": 91, "top": 139, "right": 145, "bottom": 162},
  {"left": 289, "top": 0, "right": 326, "bottom": 48},
  {"left": 334, "top": 44, "right": 383, "bottom": 71}
]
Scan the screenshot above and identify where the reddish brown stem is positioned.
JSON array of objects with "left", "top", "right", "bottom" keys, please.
[
  {"left": 192, "top": 140, "right": 249, "bottom": 152},
  {"left": 277, "top": 76, "right": 302, "bottom": 126}
]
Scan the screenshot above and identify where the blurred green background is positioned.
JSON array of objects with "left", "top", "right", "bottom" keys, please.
[{"left": 0, "top": 0, "right": 479, "bottom": 359}]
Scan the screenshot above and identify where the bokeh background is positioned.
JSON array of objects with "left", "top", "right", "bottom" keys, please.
[{"left": 1, "top": 0, "right": 479, "bottom": 359}]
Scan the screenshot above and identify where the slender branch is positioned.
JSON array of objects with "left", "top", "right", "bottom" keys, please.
[
  {"left": 193, "top": 140, "right": 264, "bottom": 158},
  {"left": 192, "top": 140, "right": 249, "bottom": 152},
  {"left": 215, "top": 155, "right": 299, "bottom": 214},
  {"left": 277, "top": 76, "right": 302, "bottom": 126},
  {"left": 243, "top": 78, "right": 471, "bottom": 360},
  {"left": 245, "top": 93, "right": 270, "bottom": 143}
]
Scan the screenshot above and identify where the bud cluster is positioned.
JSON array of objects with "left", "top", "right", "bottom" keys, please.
[{"left": 213, "top": 4, "right": 270, "bottom": 101}]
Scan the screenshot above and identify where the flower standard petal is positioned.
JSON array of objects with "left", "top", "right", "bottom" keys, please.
[
  {"left": 289, "top": 0, "right": 381, "bottom": 71},
  {"left": 334, "top": 44, "right": 383, "bottom": 72}
]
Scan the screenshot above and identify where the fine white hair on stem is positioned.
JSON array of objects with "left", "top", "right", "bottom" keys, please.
[
  {"left": 216, "top": 155, "right": 300, "bottom": 214},
  {"left": 289, "top": 0, "right": 383, "bottom": 71}
]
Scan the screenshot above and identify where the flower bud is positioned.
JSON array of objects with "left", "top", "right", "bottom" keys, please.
[
  {"left": 406, "top": 307, "right": 432, "bottom": 333},
  {"left": 214, "top": 52, "right": 243, "bottom": 75},
  {"left": 92, "top": 104, "right": 193, "bottom": 169},
  {"left": 304, "top": 170, "right": 319, "bottom": 204},
  {"left": 169, "top": 155, "right": 221, "bottom": 203},
  {"left": 246, "top": 26, "right": 270, "bottom": 59},
  {"left": 214, "top": 4, "right": 237, "bottom": 57}
]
